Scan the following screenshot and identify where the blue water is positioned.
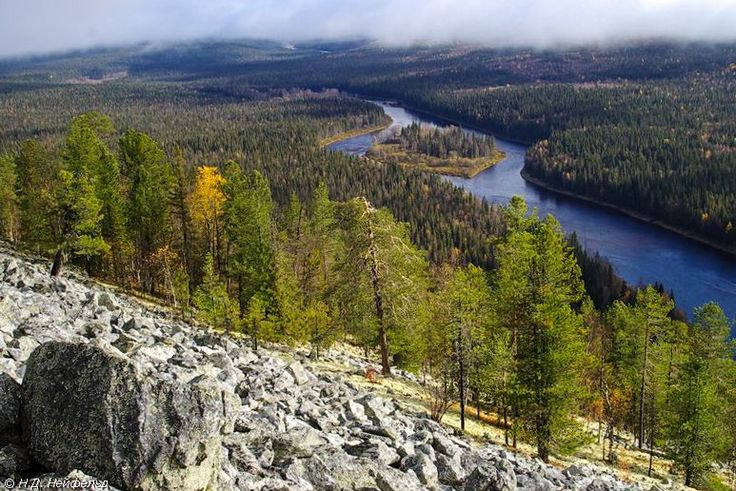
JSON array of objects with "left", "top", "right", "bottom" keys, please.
[{"left": 329, "top": 102, "right": 736, "bottom": 320}]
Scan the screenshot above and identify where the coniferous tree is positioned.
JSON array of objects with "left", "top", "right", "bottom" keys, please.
[
  {"left": 193, "top": 253, "right": 236, "bottom": 331},
  {"left": 667, "top": 303, "right": 732, "bottom": 487},
  {"left": 223, "top": 162, "right": 276, "bottom": 321},
  {"left": 443, "top": 264, "right": 492, "bottom": 431},
  {"left": 0, "top": 155, "right": 18, "bottom": 241},
  {"left": 494, "top": 205, "right": 589, "bottom": 462},
  {"left": 336, "top": 197, "right": 429, "bottom": 375},
  {"left": 15, "top": 140, "right": 58, "bottom": 253},
  {"left": 119, "top": 129, "right": 174, "bottom": 290},
  {"left": 170, "top": 147, "right": 194, "bottom": 290},
  {"left": 50, "top": 115, "right": 113, "bottom": 276}
]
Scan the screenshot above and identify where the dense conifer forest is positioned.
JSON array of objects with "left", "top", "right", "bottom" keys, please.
[
  {"left": 394, "top": 122, "right": 496, "bottom": 160},
  {"left": 1, "top": 41, "right": 735, "bottom": 488}
]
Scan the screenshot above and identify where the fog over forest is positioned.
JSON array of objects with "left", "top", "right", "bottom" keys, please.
[{"left": 2, "top": 0, "right": 736, "bottom": 58}]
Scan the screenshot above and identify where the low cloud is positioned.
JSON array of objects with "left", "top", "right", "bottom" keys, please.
[{"left": 1, "top": 0, "right": 736, "bottom": 58}]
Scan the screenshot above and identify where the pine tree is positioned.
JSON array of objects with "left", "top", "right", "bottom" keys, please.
[{"left": 336, "top": 197, "right": 429, "bottom": 375}]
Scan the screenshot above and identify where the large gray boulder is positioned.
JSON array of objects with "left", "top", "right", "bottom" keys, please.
[
  {"left": 464, "top": 461, "right": 517, "bottom": 491},
  {"left": 21, "top": 341, "right": 237, "bottom": 490},
  {"left": 0, "top": 373, "right": 21, "bottom": 444}
]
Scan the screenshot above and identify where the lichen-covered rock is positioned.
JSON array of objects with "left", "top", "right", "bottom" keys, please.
[
  {"left": 21, "top": 341, "right": 237, "bottom": 490},
  {"left": 0, "top": 373, "right": 21, "bottom": 444},
  {"left": 0, "top": 444, "right": 31, "bottom": 479},
  {"left": 464, "top": 462, "right": 517, "bottom": 491}
]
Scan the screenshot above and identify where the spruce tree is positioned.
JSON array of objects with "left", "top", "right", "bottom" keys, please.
[
  {"left": 119, "top": 129, "right": 174, "bottom": 290},
  {"left": 223, "top": 162, "right": 276, "bottom": 320},
  {"left": 0, "top": 155, "right": 17, "bottom": 241},
  {"left": 667, "top": 303, "right": 731, "bottom": 487},
  {"left": 193, "top": 253, "right": 235, "bottom": 331},
  {"left": 494, "top": 208, "right": 588, "bottom": 461},
  {"left": 50, "top": 115, "right": 114, "bottom": 276}
]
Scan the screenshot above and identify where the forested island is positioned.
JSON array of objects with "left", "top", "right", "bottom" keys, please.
[
  {"left": 1, "top": 41, "right": 735, "bottom": 489},
  {"left": 366, "top": 122, "right": 505, "bottom": 177}
]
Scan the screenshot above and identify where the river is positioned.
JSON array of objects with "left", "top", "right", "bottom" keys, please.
[{"left": 328, "top": 102, "right": 736, "bottom": 320}]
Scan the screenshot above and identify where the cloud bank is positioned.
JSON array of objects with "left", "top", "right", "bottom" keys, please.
[{"left": 1, "top": 0, "right": 736, "bottom": 58}]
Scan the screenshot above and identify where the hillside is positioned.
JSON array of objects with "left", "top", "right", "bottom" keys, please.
[{"left": 0, "top": 245, "right": 675, "bottom": 490}]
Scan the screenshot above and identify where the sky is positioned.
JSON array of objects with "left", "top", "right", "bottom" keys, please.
[{"left": 1, "top": 0, "right": 736, "bottom": 58}]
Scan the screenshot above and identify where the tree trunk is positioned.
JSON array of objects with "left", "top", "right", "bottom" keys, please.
[
  {"left": 537, "top": 412, "right": 551, "bottom": 462},
  {"left": 364, "top": 198, "right": 390, "bottom": 376},
  {"left": 457, "top": 329, "right": 466, "bottom": 432},
  {"left": 647, "top": 400, "right": 656, "bottom": 476},
  {"left": 638, "top": 322, "right": 650, "bottom": 450},
  {"left": 50, "top": 248, "right": 65, "bottom": 277},
  {"left": 502, "top": 373, "right": 509, "bottom": 446}
]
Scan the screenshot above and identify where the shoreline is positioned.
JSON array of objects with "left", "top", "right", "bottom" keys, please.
[
  {"left": 319, "top": 122, "right": 391, "bottom": 148},
  {"left": 520, "top": 169, "right": 736, "bottom": 258},
  {"left": 344, "top": 92, "right": 536, "bottom": 146},
  {"left": 332, "top": 94, "right": 736, "bottom": 258}
]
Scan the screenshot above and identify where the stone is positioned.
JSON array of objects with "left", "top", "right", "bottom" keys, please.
[
  {"left": 464, "top": 462, "right": 517, "bottom": 491},
  {"left": 273, "top": 370, "right": 296, "bottom": 391},
  {"left": 344, "top": 440, "right": 400, "bottom": 467},
  {"left": 96, "top": 292, "right": 118, "bottom": 311},
  {"left": 375, "top": 467, "right": 426, "bottom": 491},
  {"left": 287, "top": 361, "right": 311, "bottom": 385},
  {"left": 402, "top": 452, "right": 439, "bottom": 489},
  {"left": 22, "top": 341, "right": 236, "bottom": 490},
  {"left": 0, "top": 373, "right": 21, "bottom": 445},
  {"left": 133, "top": 344, "right": 177, "bottom": 364},
  {"left": 299, "top": 448, "right": 379, "bottom": 490},
  {"left": 272, "top": 426, "right": 328, "bottom": 462},
  {"left": 9, "top": 336, "right": 40, "bottom": 361},
  {"left": 359, "top": 393, "right": 388, "bottom": 419},
  {"left": 0, "top": 444, "right": 31, "bottom": 479},
  {"left": 345, "top": 400, "right": 368, "bottom": 421},
  {"left": 436, "top": 452, "right": 466, "bottom": 485},
  {"left": 587, "top": 478, "right": 610, "bottom": 491},
  {"left": 433, "top": 431, "right": 461, "bottom": 457}
]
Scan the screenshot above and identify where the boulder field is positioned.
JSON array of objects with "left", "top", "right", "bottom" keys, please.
[{"left": 0, "top": 246, "right": 661, "bottom": 490}]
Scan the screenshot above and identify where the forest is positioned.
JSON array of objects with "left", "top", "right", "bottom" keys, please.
[
  {"left": 1, "top": 41, "right": 735, "bottom": 488},
  {"left": 393, "top": 122, "right": 496, "bottom": 160},
  {"left": 0, "top": 112, "right": 734, "bottom": 489},
  {"left": 367, "top": 122, "right": 503, "bottom": 177},
  {"left": 150, "top": 41, "right": 734, "bottom": 251}
]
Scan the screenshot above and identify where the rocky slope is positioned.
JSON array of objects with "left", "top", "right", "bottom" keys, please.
[{"left": 0, "top": 245, "right": 659, "bottom": 490}]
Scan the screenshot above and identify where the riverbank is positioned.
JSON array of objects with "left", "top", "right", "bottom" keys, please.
[
  {"left": 333, "top": 96, "right": 736, "bottom": 259},
  {"left": 318, "top": 123, "right": 391, "bottom": 147},
  {"left": 520, "top": 169, "right": 736, "bottom": 258},
  {"left": 345, "top": 93, "right": 536, "bottom": 146}
]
